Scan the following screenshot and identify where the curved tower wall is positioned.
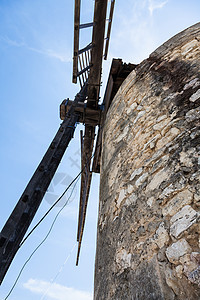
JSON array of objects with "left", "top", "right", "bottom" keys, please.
[{"left": 94, "top": 23, "right": 200, "bottom": 299}]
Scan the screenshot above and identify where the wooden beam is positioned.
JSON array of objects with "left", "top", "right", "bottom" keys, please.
[
  {"left": 77, "top": 129, "right": 84, "bottom": 241},
  {"left": 73, "top": 0, "right": 81, "bottom": 83},
  {"left": 76, "top": 171, "right": 92, "bottom": 265},
  {"left": 76, "top": 125, "right": 95, "bottom": 265},
  {"left": 104, "top": 0, "right": 115, "bottom": 60},
  {"left": 60, "top": 99, "right": 102, "bottom": 126},
  {"left": 87, "top": 0, "right": 108, "bottom": 108}
]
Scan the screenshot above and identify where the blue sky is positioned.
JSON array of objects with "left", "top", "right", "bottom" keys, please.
[{"left": 0, "top": 1, "right": 199, "bottom": 299}]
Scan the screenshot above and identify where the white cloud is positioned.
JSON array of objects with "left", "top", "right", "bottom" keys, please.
[
  {"left": 110, "top": 2, "right": 157, "bottom": 63},
  {"left": 107, "top": 0, "right": 169, "bottom": 64},
  {"left": 23, "top": 279, "right": 93, "bottom": 300},
  {"left": 148, "top": 0, "right": 168, "bottom": 15},
  {"left": 0, "top": 36, "right": 70, "bottom": 63}
]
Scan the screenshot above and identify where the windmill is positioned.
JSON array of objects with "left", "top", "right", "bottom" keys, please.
[{"left": 0, "top": 0, "right": 135, "bottom": 284}]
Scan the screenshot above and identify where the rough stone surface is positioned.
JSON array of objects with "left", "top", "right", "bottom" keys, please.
[
  {"left": 153, "top": 222, "right": 169, "bottom": 249},
  {"left": 170, "top": 205, "right": 199, "bottom": 238},
  {"left": 94, "top": 23, "right": 200, "bottom": 300},
  {"left": 166, "top": 239, "right": 192, "bottom": 264},
  {"left": 162, "top": 190, "right": 193, "bottom": 217}
]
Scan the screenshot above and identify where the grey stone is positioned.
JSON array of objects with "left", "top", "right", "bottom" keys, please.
[
  {"left": 166, "top": 239, "right": 192, "bottom": 264},
  {"left": 170, "top": 205, "right": 198, "bottom": 238}
]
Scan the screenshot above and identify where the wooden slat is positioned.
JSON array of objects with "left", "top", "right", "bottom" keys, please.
[
  {"left": 78, "top": 55, "right": 85, "bottom": 83},
  {"left": 79, "top": 22, "right": 94, "bottom": 29},
  {"left": 76, "top": 125, "right": 95, "bottom": 265},
  {"left": 78, "top": 43, "right": 93, "bottom": 55},
  {"left": 92, "top": 128, "right": 102, "bottom": 173},
  {"left": 104, "top": 0, "right": 115, "bottom": 60},
  {"left": 76, "top": 171, "right": 92, "bottom": 265},
  {"left": 73, "top": 0, "right": 81, "bottom": 83},
  {"left": 77, "top": 64, "right": 92, "bottom": 77},
  {"left": 77, "top": 130, "right": 84, "bottom": 241}
]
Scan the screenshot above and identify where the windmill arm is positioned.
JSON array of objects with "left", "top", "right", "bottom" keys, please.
[{"left": 0, "top": 87, "right": 87, "bottom": 285}]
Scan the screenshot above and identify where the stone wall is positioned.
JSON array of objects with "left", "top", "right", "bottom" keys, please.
[{"left": 94, "top": 23, "right": 200, "bottom": 299}]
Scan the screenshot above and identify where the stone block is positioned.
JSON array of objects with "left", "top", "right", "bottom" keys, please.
[
  {"left": 181, "top": 39, "right": 199, "bottom": 56},
  {"left": 116, "top": 248, "right": 131, "bottom": 270},
  {"left": 162, "top": 190, "right": 193, "bottom": 217},
  {"left": 175, "top": 265, "right": 183, "bottom": 278},
  {"left": 135, "top": 172, "right": 148, "bottom": 187},
  {"left": 130, "top": 167, "right": 143, "bottom": 181},
  {"left": 116, "top": 189, "right": 126, "bottom": 208},
  {"left": 165, "top": 266, "right": 180, "bottom": 295},
  {"left": 180, "top": 253, "right": 199, "bottom": 274},
  {"left": 166, "top": 239, "right": 192, "bottom": 264},
  {"left": 188, "top": 266, "right": 200, "bottom": 286},
  {"left": 189, "top": 88, "right": 200, "bottom": 102},
  {"left": 183, "top": 78, "right": 200, "bottom": 90},
  {"left": 154, "top": 222, "right": 169, "bottom": 248},
  {"left": 170, "top": 205, "right": 198, "bottom": 238},
  {"left": 153, "top": 118, "right": 170, "bottom": 131},
  {"left": 146, "top": 169, "right": 169, "bottom": 191}
]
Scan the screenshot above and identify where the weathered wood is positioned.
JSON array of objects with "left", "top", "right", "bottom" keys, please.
[
  {"left": 60, "top": 99, "right": 102, "bottom": 125},
  {"left": 104, "top": 0, "right": 115, "bottom": 60},
  {"left": 92, "top": 59, "right": 137, "bottom": 173},
  {"left": 76, "top": 124, "right": 95, "bottom": 265},
  {"left": 87, "top": 0, "right": 108, "bottom": 108},
  {"left": 76, "top": 171, "right": 92, "bottom": 265},
  {"left": 78, "top": 55, "right": 86, "bottom": 83},
  {"left": 78, "top": 43, "right": 93, "bottom": 55},
  {"left": 0, "top": 87, "right": 87, "bottom": 284},
  {"left": 73, "top": 0, "right": 81, "bottom": 83},
  {"left": 77, "top": 129, "right": 84, "bottom": 242},
  {"left": 77, "top": 63, "right": 92, "bottom": 77},
  {"left": 73, "top": 0, "right": 108, "bottom": 90}
]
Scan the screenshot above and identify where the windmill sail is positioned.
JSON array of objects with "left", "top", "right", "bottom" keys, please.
[
  {"left": 0, "top": 0, "right": 116, "bottom": 283},
  {"left": 0, "top": 86, "right": 87, "bottom": 284}
]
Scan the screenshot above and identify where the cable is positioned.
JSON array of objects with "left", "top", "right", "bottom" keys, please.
[
  {"left": 3, "top": 132, "right": 102, "bottom": 300},
  {"left": 3, "top": 179, "right": 80, "bottom": 300},
  {"left": 20, "top": 170, "right": 82, "bottom": 247},
  {"left": 20, "top": 136, "right": 101, "bottom": 248},
  {"left": 40, "top": 243, "right": 76, "bottom": 300}
]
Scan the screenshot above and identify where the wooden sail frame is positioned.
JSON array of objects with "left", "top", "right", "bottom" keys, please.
[{"left": 0, "top": 0, "right": 117, "bottom": 283}]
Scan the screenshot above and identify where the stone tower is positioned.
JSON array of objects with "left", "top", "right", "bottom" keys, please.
[{"left": 94, "top": 23, "right": 200, "bottom": 299}]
